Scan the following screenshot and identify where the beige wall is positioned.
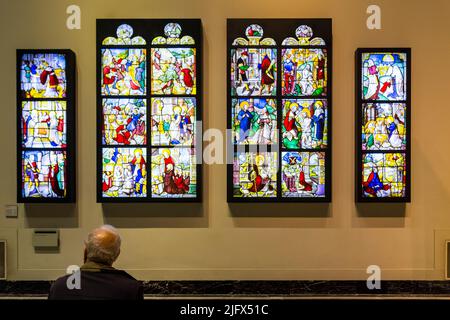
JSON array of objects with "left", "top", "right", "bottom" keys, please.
[{"left": 1, "top": 0, "right": 450, "bottom": 281}]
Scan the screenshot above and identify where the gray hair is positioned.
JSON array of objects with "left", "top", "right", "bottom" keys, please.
[{"left": 85, "top": 225, "right": 121, "bottom": 266}]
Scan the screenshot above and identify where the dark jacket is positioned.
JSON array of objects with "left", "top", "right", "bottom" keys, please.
[{"left": 48, "top": 261, "right": 144, "bottom": 300}]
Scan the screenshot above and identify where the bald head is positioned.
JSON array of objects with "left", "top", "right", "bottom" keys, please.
[{"left": 85, "top": 225, "right": 121, "bottom": 266}]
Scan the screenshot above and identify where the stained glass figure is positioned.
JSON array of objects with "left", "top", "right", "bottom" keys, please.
[
  {"left": 362, "top": 153, "right": 406, "bottom": 198},
  {"left": 20, "top": 53, "right": 66, "bottom": 98},
  {"left": 151, "top": 98, "right": 196, "bottom": 146},
  {"left": 101, "top": 48, "right": 146, "bottom": 96},
  {"left": 151, "top": 48, "right": 196, "bottom": 95},
  {"left": 151, "top": 148, "right": 197, "bottom": 198},
  {"left": 231, "top": 98, "right": 277, "bottom": 144},
  {"left": 282, "top": 99, "right": 327, "bottom": 149},
  {"left": 22, "top": 150, "right": 66, "bottom": 198},
  {"left": 361, "top": 52, "right": 407, "bottom": 101},
  {"left": 102, "top": 99, "right": 146, "bottom": 145},
  {"left": 102, "top": 147, "right": 147, "bottom": 197},
  {"left": 230, "top": 48, "right": 277, "bottom": 96},
  {"left": 281, "top": 48, "right": 327, "bottom": 96},
  {"left": 21, "top": 101, "right": 66, "bottom": 148},
  {"left": 232, "top": 152, "right": 277, "bottom": 198},
  {"left": 281, "top": 151, "right": 325, "bottom": 197},
  {"left": 362, "top": 103, "right": 406, "bottom": 151}
]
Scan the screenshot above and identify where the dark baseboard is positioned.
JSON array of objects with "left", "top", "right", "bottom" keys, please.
[{"left": 1, "top": 280, "right": 450, "bottom": 297}]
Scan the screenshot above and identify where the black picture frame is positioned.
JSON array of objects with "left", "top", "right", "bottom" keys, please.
[
  {"left": 355, "top": 48, "right": 411, "bottom": 203},
  {"left": 226, "top": 19, "right": 332, "bottom": 203},
  {"left": 16, "top": 49, "right": 76, "bottom": 203},
  {"left": 96, "top": 19, "right": 203, "bottom": 203}
]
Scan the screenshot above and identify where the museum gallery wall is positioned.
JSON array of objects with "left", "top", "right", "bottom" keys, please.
[
  {"left": 97, "top": 19, "right": 202, "bottom": 202},
  {"left": 227, "top": 19, "right": 332, "bottom": 202},
  {"left": 16, "top": 50, "right": 76, "bottom": 203},
  {"left": 15, "top": 20, "right": 412, "bottom": 205}
]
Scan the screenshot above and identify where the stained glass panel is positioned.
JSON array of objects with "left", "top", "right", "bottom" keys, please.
[
  {"left": 362, "top": 103, "right": 406, "bottom": 151},
  {"left": 357, "top": 48, "right": 410, "bottom": 202},
  {"left": 231, "top": 98, "right": 277, "bottom": 145},
  {"left": 102, "top": 147, "right": 147, "bottom": 198},
  {"left": 232, "top": 151, "right": 277, "bottom": 198},
  {"left": 361, "top": 52, "right": 407, "bottom": 101},
  {"left": 282, "top": 99, "right": 327, "bottom": 149},
  {"left": 150, "top": 98, "right": 196, "bottom": 146},
  {"left": 98, "top": 20, "right": 201, "bottom": 201},
  {"left": 228, "top": 20, "right": 331, "bottom": 202},
  {"left": 281, "top": 48, "right": 327, "bottom": 96},
  {"left": 151, "top": 148, "right": 197, "bottom": 198},
  {"left": 22, "top": 150, "right": 66, "bottom": 198},
  {"left": 102, "top": 98, "right": 147, "bottom": 145},
  {"left": 20, "top": 53, "right": 66, "bottom": 98},
  {"left": 362, "top": 153, "right": 406, "bottom": 198},
  {"left": 281, "top": 151, "right": 326, "bottom": 198},
  {"left": 21, "top": 101, "right": 66, "bottom": 148},
  {"left": 230, "top": 48, "right": 277, "bottom": 96},
  {"left": 101, "top": 48, "right": 146, "bottom": 96},
  {"left": 151, "top": 48, "right": 196, "bottom": 95}
]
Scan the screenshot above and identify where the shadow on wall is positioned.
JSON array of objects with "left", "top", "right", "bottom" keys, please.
[
  {"left": 102, "top": 163, "right": 209, "bottom": 228},
  {"left": 352, "top": 203, "right": 406, "bottom": 228},
  {"left": 229, "top": 203, "right": 330, "bottom": 218},
  {"left": 102, "top": 203, "right": 208, "bottom": 228},
  {"left": 24, "top": 204, "right": 79, "bottom": 228},
  {"left": 356, "top": 203, "right": 406, "bottom": 218},
  {"left": 229, "top": 203, "right": 332, "bottom": 228}
]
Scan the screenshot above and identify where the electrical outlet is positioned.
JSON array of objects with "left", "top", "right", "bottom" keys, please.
[{"left": 5, "top": 205, "right": 18, "bottom": 218}]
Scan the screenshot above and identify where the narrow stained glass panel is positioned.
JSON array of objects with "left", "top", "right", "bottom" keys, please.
[
  {"left": 20, "top": 53, "right": 66, "bottom": 98},
  {"left": 101, "top": 48, "right": 146, "bottom": 96},
  {"left": 151, "top": 48, "right": 196, "bottom": 95},
  {"left": 102, "top": 98, "right": 147, "bottom": 145},
  {"left": 22, "top": 150, "right": 66, "bottom": 198},
  {"left": 362, "top": 103, "right": 406, "bottom": 151},
  {"left": 151, "top": 148, "right": 197, "bottom": 198},
  {"left": 21, "top": 101, "right": 67, "bottom": 148},
  {"left": 231, "top": 98, "right": 277, "bottom": 145},
  {"left": 102, "top": 147, "right": 147, "bottom": 198},
  {"left": 281, "top": 151, "right": 326, "bottom": 198},
  {"left": 232, "top": 151, "right": 277, "bottom": 198},
  {"left": 282, "top": 48, "right": 327, "bottom": 96},
  {"left": 282, "top": 99, "right": 327, "bottom": 149},
  {"left": 230, "top": 48, "right": 277, "bottom": 96},
  {"left": 362, "top": 153, "right": 406, "bottom": 198},
  {"left": 151, "top": 98, "right": 196, "bottom": 146},
  {"left": 361, "top": 52, "right": 407, "bottom": 101}
]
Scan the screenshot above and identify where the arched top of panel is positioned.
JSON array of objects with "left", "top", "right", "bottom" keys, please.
[
  {"left": 282, "top": 25, "right": 326, "bottom": 46},
  {"left": 151, "top": 23, "right": 195, "bottom": 45},
  {"left": 102, "top": 24, "right": 146, "bottom": 45},
  {"left": 232, "top": 24, "right": 276, "bottom": 46}
]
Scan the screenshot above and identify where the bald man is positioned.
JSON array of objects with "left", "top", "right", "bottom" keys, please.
[{"left": 48, "top": 225, "right": 143, "bottom": 300}]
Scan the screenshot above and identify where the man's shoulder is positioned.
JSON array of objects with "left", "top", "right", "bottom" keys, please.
[{"left": 49, "top": 268, "right": 143, "bottom": 300}]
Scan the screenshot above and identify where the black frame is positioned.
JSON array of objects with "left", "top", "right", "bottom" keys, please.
[
  {"left": 355, "top": 48, "right": 411, "bottom": 203},
  {"left": 227, "top": 19, "right": 332, "bottom": 203},
  {"left": 16, "top": 49, "right": 76, "bottom": 203},
  {"left": 96, "top": 19, "right": 202, "bottom": 203}
]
